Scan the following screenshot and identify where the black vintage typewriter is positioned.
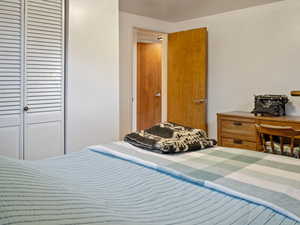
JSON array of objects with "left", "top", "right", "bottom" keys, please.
[{"left": 252, "top": 95, "right": 289, "bottom": 117}]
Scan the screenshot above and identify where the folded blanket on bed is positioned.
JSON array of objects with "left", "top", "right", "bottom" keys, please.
[{"left": 124, "top": 122, "right": 216, "bottom": 153}]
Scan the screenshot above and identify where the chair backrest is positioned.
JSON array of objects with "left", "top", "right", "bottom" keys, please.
[{"left": 256, "top": 124, "right": 300, "bottom": 156}]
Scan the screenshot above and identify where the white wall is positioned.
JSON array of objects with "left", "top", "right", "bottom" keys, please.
[
  {"left": 119, "top": 12, "right": 173, "bottom": 138},
  {"left": 67, "top": 0, "right": 119, "bottom": 152},
  {"left": 120, "top": 0, "right": 300, "bottom": 140},
  {"left": 170, "top": 0, "right": 300, "bottom": 138}
]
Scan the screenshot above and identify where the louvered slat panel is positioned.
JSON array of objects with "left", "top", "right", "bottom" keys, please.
[
  {"left": 0, "top": 110, "right": 20, "bottom": 115},
  {"left": 0, "top": 101, "right": 19, "bottom": 106},
  {"left": 27, "top": 49, "right": 61, "bottom": 55},
  {"left": 0, "top": 2, "right": 20, "bottom": 9},
  {"left": 0, "top": 33, "right": 21, "bottom": 38},
  {"left": 0, "top": 52, "right": 20, "bottom": 58},
  {"left": 0, "top": 30, "right": 20, "bottom": 36},
  {"left": 27, "top": 92, "right": 60, "bottom": 97},
  {"left": 28, "top": 99, "right": 61, "bottom": 104},
  {"left": 28, "top": 96, "right": 60, "bottom": 101},
  {"left": 0, "top": 98, "right": 20, "bottom": 103},
  {"left": 0, "top": 85, "right": 20, "bottom": 89},
  {"left": 27, "top": 69, "right": 62, "bottom": 74},
  {"left": 27, "top": 76, "right": 62, "bottom": 80},
  {"left": 27, "top": 84, "right": 61, "bottom": 88},
  {"left": 0, "top": 56, "right": 20, "bottom": 60},
  {"left": 28, "top": 30, "right": 61, "bottom": 38},
  {"left": 27, "top": 87, "right": 62, "bottom": 92},
  {"left": 0, "top": 90, "right": 20, "bottom": 97},
  {"left": 25, "top": 0, "right": 63, "bottom": 114},
  {"left": 0, "top": 79, "right": 19, "bottom": 84},
  {"left": 0, "top": 0, "right": 22, "bottom": 117}
]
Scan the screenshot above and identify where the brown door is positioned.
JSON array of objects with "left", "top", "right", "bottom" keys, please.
[
  {"left": 137, "top": 42, "right": 162, "bottom": 130},
  {"left": 168, "top": 28, "right": 208, "bottom": 131}
]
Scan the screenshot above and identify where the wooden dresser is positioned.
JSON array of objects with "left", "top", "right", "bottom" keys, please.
[{"left": 217, "top": 111, "right": 300, "bottom": 151}]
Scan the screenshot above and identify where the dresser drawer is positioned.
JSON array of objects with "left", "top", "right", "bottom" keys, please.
[
  {"left": 222, "top": 137, "right": 257, "bottom": 151},
  {"left": 221, "top": 119, "right": 256, "bottom": 142},
  {"left": 218, "top": 111, "right": 300, "bottom": 152}
]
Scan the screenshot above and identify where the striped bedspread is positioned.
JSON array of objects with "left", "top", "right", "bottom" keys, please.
[
  {"left": 93, "top": 142, "right": 300, "bottom": 219},
  {"left": 0, "top": 143, "right": 299, "bottom": 225}
]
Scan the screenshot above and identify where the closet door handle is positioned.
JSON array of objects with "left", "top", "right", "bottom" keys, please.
[{"left": 23, "top": 106, "right": 29, "bottom": 112}]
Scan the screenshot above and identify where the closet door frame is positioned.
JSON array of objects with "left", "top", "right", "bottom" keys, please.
[{"left": 64, "top": 0, "right": 68, "bottom": 156}]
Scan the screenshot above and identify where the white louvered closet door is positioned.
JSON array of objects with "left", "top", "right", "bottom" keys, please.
[
  {"left": 0, "top": 0, "right": 23, "bottom": 159},
  {"left": 24, "top": 0, "right": 64, "bottom": 160}
]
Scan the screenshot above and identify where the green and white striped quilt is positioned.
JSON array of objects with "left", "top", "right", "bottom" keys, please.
[
  {"left": 0, "top": 142, "right": 299, "bottom": 225},
  {"left": 95, "top": 142, "right": 300, "bottom": 219}
]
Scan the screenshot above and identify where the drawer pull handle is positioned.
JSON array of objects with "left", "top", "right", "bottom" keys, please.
[
  {"left": 233, "top": 122, "right": 242, "bottom": 126},
  {"left": 233, "top": 139, "right": 243, "bottom": 145}
]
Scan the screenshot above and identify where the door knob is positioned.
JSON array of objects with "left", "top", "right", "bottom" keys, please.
[
  {"left": 193, "top": 99, "right": 207, "bottom": 104},
  {"left": 23, "top": 106, "right": 29, "bottom": 112},
  {"left": 155, "top": 92, "right": 161, "bottom": 97}
]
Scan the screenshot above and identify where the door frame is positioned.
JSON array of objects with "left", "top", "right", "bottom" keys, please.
[{"left": 131, "top": 28, "right": 168, "bottom": 131}]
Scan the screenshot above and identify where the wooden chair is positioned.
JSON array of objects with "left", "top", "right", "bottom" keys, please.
[{"left": 256, "top": 124, "right": 300, "bottom": 158}]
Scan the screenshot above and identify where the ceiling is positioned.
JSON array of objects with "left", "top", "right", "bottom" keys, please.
[{"left": 119, "top": 0, "right": 283, "bottom": 22}]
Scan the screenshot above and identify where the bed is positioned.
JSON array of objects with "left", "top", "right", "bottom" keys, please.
[{"left": 0, "top": 142, "right": 299, "bottom": 225}]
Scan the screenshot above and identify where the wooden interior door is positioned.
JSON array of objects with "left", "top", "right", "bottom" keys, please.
[
  {"left": 137, "top": 43, "right": 162, "bottom": 130},
  {"left": 168, "top": 28, "right": 208, "bottom": 130}
]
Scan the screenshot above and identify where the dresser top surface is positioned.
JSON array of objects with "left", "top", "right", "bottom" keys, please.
[{"left": 218, "top": 111, "right": 300, "bottom": 123}]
